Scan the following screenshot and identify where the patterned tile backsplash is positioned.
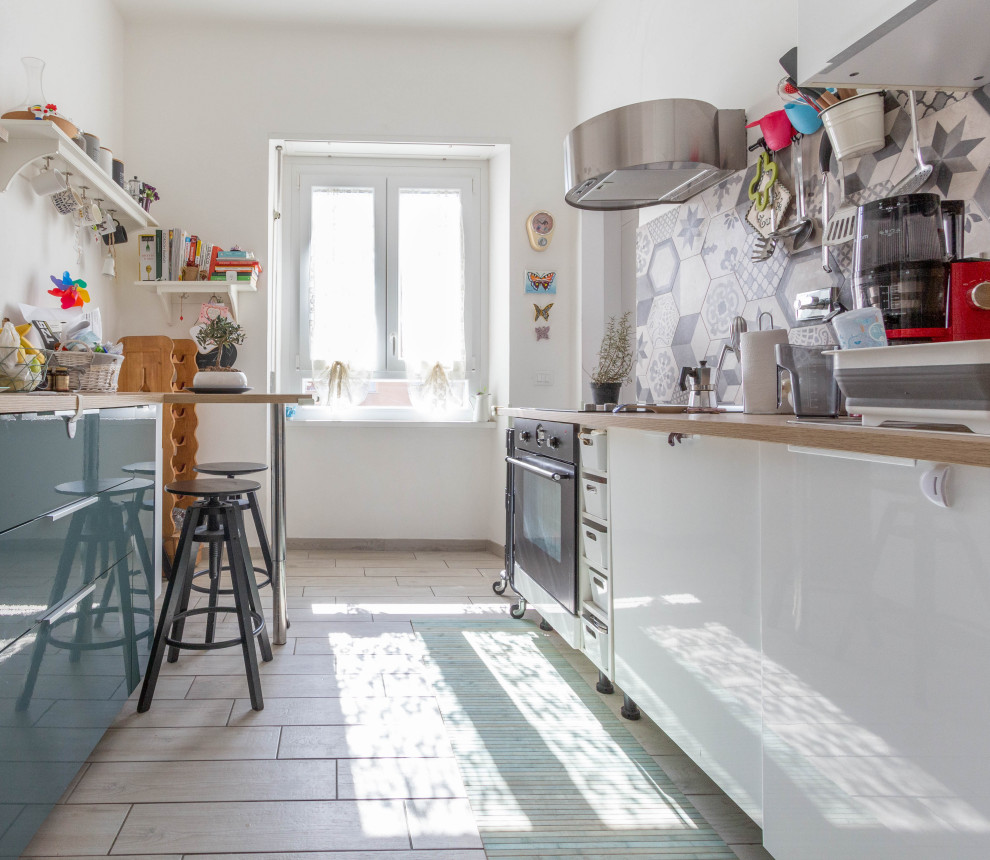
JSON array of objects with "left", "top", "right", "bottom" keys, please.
[{"left": 634, "top": 87, "right": 990, "bottom": 405}]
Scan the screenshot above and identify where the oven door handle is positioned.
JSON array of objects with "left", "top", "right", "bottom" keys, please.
[{"left": 505, "top": 456, "right": 572, "bottom": 482}]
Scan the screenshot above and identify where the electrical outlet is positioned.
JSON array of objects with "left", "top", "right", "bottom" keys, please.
[{"left": 534, "top": 371, "right": 554, "bottom": 386}]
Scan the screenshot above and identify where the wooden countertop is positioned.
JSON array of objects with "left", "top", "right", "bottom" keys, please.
[
  {"left": 0, "top": 391, "right": 313, "bottom": 415},
  {"left": 501, "top": 407, "right": 990, "bottom": 469},
  {"left": 0, "top": 392, "right": 159, "bottom": 414}
]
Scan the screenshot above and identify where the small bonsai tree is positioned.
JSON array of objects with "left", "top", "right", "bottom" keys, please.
[
  {"left": 195, "top": 316, "right": 245, "bottom": 369},
  {"left": 590, "top": 312, "right": 634, "bottom": 385}
]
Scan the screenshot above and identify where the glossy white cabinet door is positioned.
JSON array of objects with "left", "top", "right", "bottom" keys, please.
[
  {"left": 610, "top": 429, "right": 763, "bottom": 823},
  {"left": 761, "top": 444, "right": 990, "bottom": 860}
]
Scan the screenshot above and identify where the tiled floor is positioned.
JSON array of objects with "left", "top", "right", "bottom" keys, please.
[{"left": 23, "top": 550, "right": 771, "bottom": 859}]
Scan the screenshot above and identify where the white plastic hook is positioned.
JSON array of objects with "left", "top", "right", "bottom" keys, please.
[{"left": 920, "top": 463, "right": 951, "bottom": 508}]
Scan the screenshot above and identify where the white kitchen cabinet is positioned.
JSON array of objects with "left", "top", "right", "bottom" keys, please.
[
  {"left": 760, "top": 443, "right": 990, "bottom": 860},
  {"left": 798, "top": 0, "right": 990, "bottom": 89},
  {"left": 609, "top": 429, "right": 763, "bottom": 823}
]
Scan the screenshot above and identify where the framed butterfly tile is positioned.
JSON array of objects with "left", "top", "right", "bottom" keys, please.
[{"left": 525, "top": 270, "right": 557, "bottom": 294}]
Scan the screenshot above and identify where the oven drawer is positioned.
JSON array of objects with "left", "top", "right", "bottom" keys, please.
[
  {"left": 581, "top": 520, "right": 609, "bottom": 570},
  {"left": 579, "top": 430, "right": 608, "bottom": 473}
]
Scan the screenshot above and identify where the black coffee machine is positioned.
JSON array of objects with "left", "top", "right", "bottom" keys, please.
[{"left": 852, "top": 193, "right": 965, "bottom": 339}]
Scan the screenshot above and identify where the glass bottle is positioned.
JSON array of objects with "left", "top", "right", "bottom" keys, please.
[{"left": 1, "top": 57, "right": 47, "bottom": 117}]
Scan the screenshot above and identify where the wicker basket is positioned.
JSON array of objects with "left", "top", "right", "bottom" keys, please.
[
  {"left": 52, "top": 341, "right": 124, "bottom": 391},
  {"left": 0, "top": 346, "right": 54, "bottom": 392}
]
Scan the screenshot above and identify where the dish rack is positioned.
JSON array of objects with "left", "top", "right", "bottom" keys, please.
[
  {"left": 52, "top": 341, "right": 124, "bottom": 391},
  {"left": 0, "top": 346, "right": 54, "bottom": 391}
]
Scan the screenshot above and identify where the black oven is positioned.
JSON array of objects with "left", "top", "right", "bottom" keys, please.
[{"left": 506, "top": 418, "right": 578, "bottom": 614}]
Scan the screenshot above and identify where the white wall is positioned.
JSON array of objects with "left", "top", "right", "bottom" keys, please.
[
  {"left": 573, "top": 0, "right": 798, "bottom": 373},
  {"left": 0, "top": 0, "right": 125, "bottom": 330},
  {"left": 116, "top": 21, "right": 577, "bottom": 542}
]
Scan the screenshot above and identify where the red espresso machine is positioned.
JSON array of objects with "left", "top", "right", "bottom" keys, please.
[{"left": 852, "top": 194, "right": 990, "bottom": 342}]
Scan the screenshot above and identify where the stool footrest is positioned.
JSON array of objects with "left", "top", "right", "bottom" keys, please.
[
  {"left": 165, "top": 606, "right": 266, "bottom": 651},
  {"left": 189, "top": 566, "right": 272, "bottom": 595}
]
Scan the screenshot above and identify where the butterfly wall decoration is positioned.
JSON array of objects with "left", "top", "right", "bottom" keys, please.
[
  {"left": 525, "top": 270, "right": 557, "bottom": 294},
  {"left": 533, "top": 303, "right": 553, "bottom": 322},
  {"left": 535, "top": 326, "right": 550, "bottom": 341}
]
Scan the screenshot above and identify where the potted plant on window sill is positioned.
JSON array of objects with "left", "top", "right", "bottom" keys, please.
[
  {"left": 191, "top": 316, "right": 248, "bottom": 391},
  {"left": 589, "top": 312, "right": 633, "bottom": 405}
]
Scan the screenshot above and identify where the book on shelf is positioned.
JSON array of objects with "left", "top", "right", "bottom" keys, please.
[{"left": 210, "top": 272, "right": 258, "bottom": 283}]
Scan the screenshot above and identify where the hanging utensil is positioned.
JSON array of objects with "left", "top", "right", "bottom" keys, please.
[
  {"left": 819, "top": 133, "right": 858, "bottom": 248},
  {"left": 889, "top": 90, "right": 933, "bottom": 195},
  {"left": 772, "top": 135, "right": 814, "bottom": 249}
]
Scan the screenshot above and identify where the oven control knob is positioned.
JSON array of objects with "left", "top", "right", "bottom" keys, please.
[
  {"left": 969, "top": 281, "right": 990, "bottom": 310},
  {"left": 519, "top": 431, "right": 531, "bottom": 442},
  {"left": 548, "top": 435, "right": 561, "bottom": 449}
]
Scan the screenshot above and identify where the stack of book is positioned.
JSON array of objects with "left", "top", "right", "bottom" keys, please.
[
  {"left": 138, "top": 229, "right": 216, "bottom": 282},
  {"left": 210, "top": 249, "right": 262, "bottom": 286}
]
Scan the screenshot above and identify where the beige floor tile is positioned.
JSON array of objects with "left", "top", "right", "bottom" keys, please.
[
  {"left": 365, "top": 567, "right": 485, "bottom": 577},
  {"left": 89, "top": 726, "right": 281, "bottom": 762},
  {"left": 687, "top": 792, "right": 764, "bottom": 845},
  {"left": 332, "top": 653, "right": 451, "bottom": 674},
  {"left": 279, "top": 723, "right": 453, "bottom": 759},
  {"left": 292, "top": 632, "right": 426, "bottom": 656},
  {"left": 227, "top": 696, "right": 443, "bottom": 727},
  {"left": 160, "top": 654, "right": 333, "bottom": 676},
  {"left": 431, "top": 584, "right": 505, "bottom": 596},
  {"left": 70, "top": 759, "right": 337, "bottom": 804},
  {"left": 21, "top": 803, "right": 130, "bottom": 856},
  {"left": 405, "top": 798, "right": 483, "bottom": 850},
  {"left": 728, "top": 844, "right": 775, "bottom": 859},
  {"left": 382, "top": 674, "right": 446, "bottom": 697},
  {"left": 338, "top": 757, "right": 466, "bottom": 799},
  {"left": 187, "top": 673, "right": 385, "bottom": 699},
  {"left": 369, "top": 604, "right": 512, "bottom": 622},
  {"left": 182, "top": 853, "right": 486, "bottom": 860},
  {"left": 112, "top": 800, "right": 410, "bottom": 853},
  {"left": 306, "top": 551, "right": 417, "bottom": 560},
  {"left": 124, "top": 675, "right": 193, "bottom": 701},
  {"left": 399, "top": 576, "right": 496, "bottom": 587},
  {"left": 302, "top": 586, "right": 435, "bottom": 598},
  {"left": 334, "top": 557, "right": 448, "bottom": 569},
  {"left": 112, "top": 700, "right": 235, "bottom": 729},
  {"left": 285, "top": 576, "right": 379, "bottom": 586},
  {"left": 652, "top": 753, "right": 726, "bottom": 795},
  {"left": 28, "top": 856, "right": 179, "bottom": 860},
  {"left": 415, "top": 552, "right": 502, "bottom": 564}
]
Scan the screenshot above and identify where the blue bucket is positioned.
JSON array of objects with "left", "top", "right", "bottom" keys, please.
[{"left": 784, "top": 102, "right": 822, "bottom": 134}]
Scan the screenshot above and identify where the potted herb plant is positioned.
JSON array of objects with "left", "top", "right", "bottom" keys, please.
[
  {"left": 192, "top": 316, "right": 248, "bottom": 391},
  {"left": 589, "top": 312, "right": 633, "bottom": 405}
]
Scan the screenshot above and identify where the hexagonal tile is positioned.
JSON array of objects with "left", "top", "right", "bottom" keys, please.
[
  {"left": 636, "top": 275, "right": 654, "bottom": 304},
  {"left": 702, "top": 205, "right": 748, "bottom": 280},
  {"left": 672, "top": 255, "right": 711, "bottom": 317},
  {"left": 646, "top": 346, "right": 678, "bottom": 403},
  {"left": 646, "top": 293, "right": 679, "bottom": 347},
  {"left": 736, "top": 231, "right": 789, "bottom": 301},
  {"left": 690, "top": 313, "right": 711, "bottom": 369},
  {"left": 701, "top": 274, "right": 746, "bottom": 341},
  {"left": 673, "top": 203, "right": 709, "bottom": 259},
  {"left": 743, "top": 295, "right": 788, "bottom": 332},
  {"left": 636, "top": 297, "right": 653, "bottom": 326},
  {"left": 701, "top": 171, "right": 745, "bottom": 218},
  {"left": 636, "top": 225, "right": 653, "bottom": 277},
  {"left": 775, "top": 247, "right": 845, "bottom": 328},
  {"left": 647, "top": 240, "right": 679, "bottom": 295},
  {"left": 788, "top": 324, "right": 837, "bottom": 346},
  {"left": 671, "top": 312, "right": 700, "bottom": 347}
]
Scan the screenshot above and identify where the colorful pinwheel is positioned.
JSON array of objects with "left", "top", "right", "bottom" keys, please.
[{"left": 48, "top": 271, "right": 90, "bottom": 309}]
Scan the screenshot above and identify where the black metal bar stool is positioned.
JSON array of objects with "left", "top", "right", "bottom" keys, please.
[
  {"left": 138, "top": 478, "right": 273, "bottom": 712},
  {"left": 192, "top": 462, "right": 272, "bottom": 644}
]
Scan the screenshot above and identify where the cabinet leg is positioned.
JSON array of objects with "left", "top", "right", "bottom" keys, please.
[
  {"left": 539, "top": 617, "right": 553, "bottom": 632},
  {"left": 596, "top": 671, "right": 614, "bottom": 694},
  {"left": 621, "top": 693, "right": 641, "bottom": 721}
]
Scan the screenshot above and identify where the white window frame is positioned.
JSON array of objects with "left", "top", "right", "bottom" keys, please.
[{"left": 281, "top": 156, "right": 488, "bottom": 418}]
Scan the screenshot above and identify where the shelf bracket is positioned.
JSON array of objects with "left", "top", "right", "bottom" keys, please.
[
  {"left": 227, "top": 285, "right": 240, "bottom": 322},
  {"left": 0, "top": 136, "right": 57, "bottom": 192}
]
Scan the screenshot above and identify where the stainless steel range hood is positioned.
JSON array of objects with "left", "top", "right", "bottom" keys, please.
[{"left": 564, "top": 98, "right": 746, "bottom": 210}]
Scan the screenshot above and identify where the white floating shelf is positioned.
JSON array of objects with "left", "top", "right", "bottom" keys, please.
[
  {"left": 0, "top": 119, "right": 157, "bottom": 231},
  {"left": 136, "top": 280, "right": 257, "bottom": 323}
]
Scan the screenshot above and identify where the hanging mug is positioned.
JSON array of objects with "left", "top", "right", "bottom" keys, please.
[
  {"left": 30, "top": 163, "right": 68, "bottom": 196},
  {"left": 50, "top": 186, "right": 83, "bottom": 215}
]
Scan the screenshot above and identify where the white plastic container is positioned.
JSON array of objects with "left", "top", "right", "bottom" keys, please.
[
  {"left": 589, "top": 569, "right": 610, "bottom": 614},
  {"left": 579, "top": 430, "right": 608, "bottom": 472},
  {"left": 581, "top": 609, "right": 610, "bottom": 673},
  {"left": 821, "top": 92, "right": 885, "bottom": 161},
  {"left": 581, "top": 475, "right": 608, "bottom": 520},
  {"left": 582, "top": 521, "right": 609, "bottom": 570}
]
